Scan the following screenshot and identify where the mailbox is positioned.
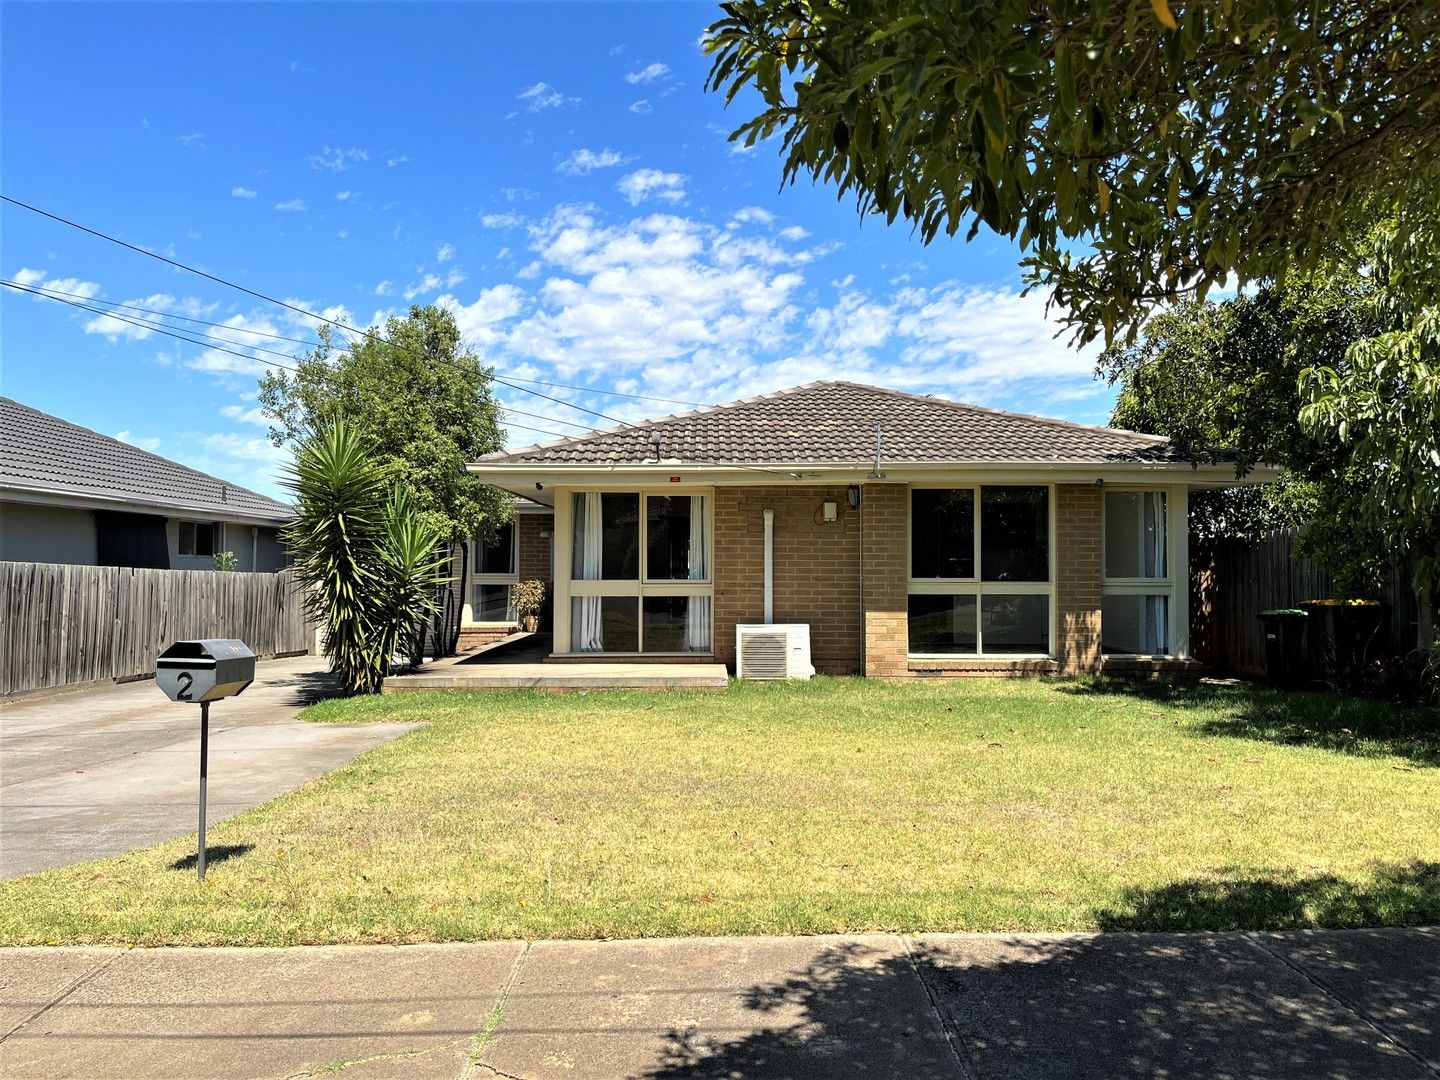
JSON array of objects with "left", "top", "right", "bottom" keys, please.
[{"left": 156, "top": 639, "right": 255, "bottom": 703}]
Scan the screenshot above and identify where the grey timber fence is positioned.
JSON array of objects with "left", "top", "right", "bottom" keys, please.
[{"left": 1, "top": 562, "right": 312, "bottom": 696}]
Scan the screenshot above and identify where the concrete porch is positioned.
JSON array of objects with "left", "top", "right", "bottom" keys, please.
[{"left": 382, "top": 633, "right": 730, "bottom": 692}]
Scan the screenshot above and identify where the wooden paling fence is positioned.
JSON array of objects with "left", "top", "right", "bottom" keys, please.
[
  {"left": 1190, "top": 530, "right": 1422, "bottom": 677},
  {"left": 1, "top": 562, "right": 313, "bottom": 697}
]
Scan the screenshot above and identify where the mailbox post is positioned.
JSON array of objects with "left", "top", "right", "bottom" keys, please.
[{"left": 155, "top": 639, "right": 256, "bottom": 880}]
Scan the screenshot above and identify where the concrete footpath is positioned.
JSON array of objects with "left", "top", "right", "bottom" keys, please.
[
  {"left": 2, "top": 929, "right": 1437, "bottom": 1078},
  {"left": 0, "top": 656, "right": 416, "bottom": 879}
]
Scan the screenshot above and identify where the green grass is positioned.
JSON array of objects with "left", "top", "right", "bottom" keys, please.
[{"left": 2, "top": 677, "right": 1438, "bottom": 945}]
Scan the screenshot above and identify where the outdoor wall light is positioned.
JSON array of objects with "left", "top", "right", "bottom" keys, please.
[{"left": 846, "top": 485, "right": 861, "bottom": 509}]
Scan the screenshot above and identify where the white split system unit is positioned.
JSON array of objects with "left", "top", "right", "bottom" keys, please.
[{"left": 736, "top": 624, "right": 815, "bottom": 680}]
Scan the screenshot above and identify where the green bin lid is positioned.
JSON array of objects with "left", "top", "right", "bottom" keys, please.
[{"left": 1260, "top": 608, "right": 1308, "bottom": 617}]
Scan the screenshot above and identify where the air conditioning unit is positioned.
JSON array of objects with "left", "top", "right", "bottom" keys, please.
[{"left": 735, "top": 624, "right": 815, "bottom": 680}]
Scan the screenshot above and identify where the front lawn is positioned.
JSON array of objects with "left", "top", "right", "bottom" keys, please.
[{"left": 2, "top": 678, "right": 1437, "bottom": 946}]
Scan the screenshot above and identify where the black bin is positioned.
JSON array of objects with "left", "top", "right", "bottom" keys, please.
[{"left": 1258, "top": 609, "right": 1308, "bottom": 688}]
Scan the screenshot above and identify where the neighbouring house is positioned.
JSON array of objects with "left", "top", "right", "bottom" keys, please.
[
  {"left": 467, "top": 381, "right": 1277, "bottom": 677},
  {"left": 0, "top": 396, "right": 293, "bottom": 571}
]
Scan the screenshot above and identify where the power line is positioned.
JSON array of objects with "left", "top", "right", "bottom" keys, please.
[
  {"left": 1, "top": 279, "right": 301, "bottom": 372},
  {"left": 1, "top": 194, "right": 789, "bottom": 477},
  {"left": 499, "top": 405, "right": 596, "bottom": 431}
]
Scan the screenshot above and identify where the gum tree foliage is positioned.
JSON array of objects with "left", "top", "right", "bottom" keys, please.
[
  {"left": 283, "top": 421, "right": 451, "bottom": 695},
  {"left": 259, "top": 305, "right": 511, "bottom": 547},
  {"left": 704, "top": 0, "right": 1440, "bottom": 343}
]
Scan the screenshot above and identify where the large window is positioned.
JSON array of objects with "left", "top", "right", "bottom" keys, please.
[
  {"left": 1102, "top": 490, "right": 1172, "bottom": 654},
  {"left": 568, "top": 491, "right": 711, "bottom": 654},
  {"left": 471, "top": 522, "right": 517, "bottom": 623},
  {"left": 908, "top": 486, "right": 1051, "bottom": 656}
]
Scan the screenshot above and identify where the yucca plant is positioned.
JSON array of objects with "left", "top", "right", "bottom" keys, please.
[
  {"left": 375, "top": 485, "right": 451, "bottom": 671},
  {"left": 283, "top": 420, "right": 391, "bottom": 694}
]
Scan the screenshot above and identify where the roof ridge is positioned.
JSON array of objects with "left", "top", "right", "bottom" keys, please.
[{"left": 0, "top": 396, "right": 293, "bottom": 513}]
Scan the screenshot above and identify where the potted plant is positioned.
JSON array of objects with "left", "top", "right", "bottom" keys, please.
[{"left": 513, "top": 579, "right": 547, "bottom": 633}]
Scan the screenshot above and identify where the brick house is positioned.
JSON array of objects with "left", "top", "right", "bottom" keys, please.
[{"left": 466, "top": 382, "right": 1275, "bottom": 677}]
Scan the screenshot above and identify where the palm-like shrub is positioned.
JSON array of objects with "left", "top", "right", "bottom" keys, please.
[{"left": 284, "top": 421, "right": 449, "bottom": 694}]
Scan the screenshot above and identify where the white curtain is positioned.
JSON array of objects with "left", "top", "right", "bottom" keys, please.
[
  {"left": 1142, "top": 594, "right": 1169, "bottom": 654},
  {"left": 684, "top": 495, "right": 710, "bottom": 651},
  {"left": 1142, "top": 491, "right": 1167, "bottom": 578},
  {"left": 574, "top": 492, "right": 604, "bottom": 651}
]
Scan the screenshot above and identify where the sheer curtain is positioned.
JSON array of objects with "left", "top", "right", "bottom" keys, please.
[
  {"left": 684, "top": 494, "right": 711, "bottom": 652},
  {"left": 573, "top": 492, "right": 604, "bottom": 651},
  {"left": 1142, "top": 492, "right": 1168, "bottom": 652}
]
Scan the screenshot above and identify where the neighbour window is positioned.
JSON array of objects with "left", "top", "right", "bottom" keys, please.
[
  {"left": 471, "top": 522, "right": 518, "bottom": 623},
  {"left": 569, "top": 491, "right": 711, "bottom": 654},
  {"left": 1101, "top": 490, "right": 1172, "bottom": 655},
  {"left": 178, "top": 521, "right": 220, "bottom": 558},
  {"left": 907, "top": 486, "right": 1051, "bottom": 656}
]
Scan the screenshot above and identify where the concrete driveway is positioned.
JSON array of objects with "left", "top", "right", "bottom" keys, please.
[
  {"left": 1, "top": 929, "right": 1437, "bottom": 1078},
  {"left": 0, "top": 656, "right": 416, "bottom": 879}
]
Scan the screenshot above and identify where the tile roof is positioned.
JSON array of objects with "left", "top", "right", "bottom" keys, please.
[
  {"left": 479, "top": 381, "right": 1184, "bottom": 467},
  {"left": 0, "top": 396, "right": 294, "bottom": 522}
]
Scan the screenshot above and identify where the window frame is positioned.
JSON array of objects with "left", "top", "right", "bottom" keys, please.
[
  {"left": 556, "top": 487, "right": 714, "bottom": 656},
  {"left": 468, "top": 521, "right": 519, "bottom": 626},
  {"left": 1101, "top": 486, "right": 1187, "bottom": 658},
  {"left": 906, "top": 484, "right": 1056, "bottom": 659},
  {"left": 178, "top": 520, "right": 222, "bottom": 559}
]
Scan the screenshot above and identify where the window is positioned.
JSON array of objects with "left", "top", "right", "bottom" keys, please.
[
  {"left": 471, "top": 522, "right": 518, "bottom": 623},
  {"left": 567, "top": 491, "right": 711, "bottom": 654},
  {"left": 178, "top": 521, "right": 220, "bottom": 558},
  {"left": 1102, "top": 490, "right": 1172, "bottom": 655},
  {"left": 907, "top": 486, "right": 1051, "bottom": 656}
]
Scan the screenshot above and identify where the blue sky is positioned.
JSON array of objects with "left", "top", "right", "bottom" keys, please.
[{"left": 2, "top": 1, "right": 1113, "bottom": 500}]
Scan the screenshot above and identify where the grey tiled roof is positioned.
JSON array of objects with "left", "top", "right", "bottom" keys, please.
[
  {"left": 0, "top": 397, "right": 294, "bottom": 522},
  {"left": 480, "top": 381, "right": 1182, "bottom": 467}
]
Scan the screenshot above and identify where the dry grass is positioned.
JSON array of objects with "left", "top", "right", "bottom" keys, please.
[{"left": 2, "top": 677, "right": 1437, "bottom": 945}]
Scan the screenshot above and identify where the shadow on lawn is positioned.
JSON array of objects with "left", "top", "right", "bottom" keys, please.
[
  {"left": 169, "top": 844, "right": 253, "bottom": 871},
  {"left": 1060, "top": 677, "right": 1440, "bottom": 767},
  {"left": 639, "top": 917, "right": 1430, "bottom": 1080},
  {"left": 1095, "top": 861, "right": 1440, "bottom": 932}
]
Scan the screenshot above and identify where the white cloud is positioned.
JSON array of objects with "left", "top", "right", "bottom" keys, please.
[
  {"left": 309, "top": 146, "right": 368, "bottom": 171},
  {"left": 616, "top": 169, "right": 687, "bottom": 205},
  {"left": 387, "top": 154, "right": 410, "bottom": 167},
  {"left": 436, "top": 243, "right": 456, "bottom": 263},
  {"left": 437, "top": 284, "right": 526, "bottom": 348},
  {"left": 336, "top": 189, "right": 358, "bottom": 201},
  {"left": 374, "top": 280, "right": 392, "bottom": 296},
  {"left": 625, "top": 62, "right": 670, "bottom": 85},
  {"left": 231, "top": 186, "right": 257, "bottom": 199},
  {"left": 220, "top": 404, "right": 270, "bottom": 427},
  {"left": 274, "top": 198, "right": 308, "bottom": 212},
  {"left": 480, "top": 212, "right": 525, "bottom": 229},
  {"left": 403, "top": 274, "right": 442, "bottom": 301},
  {"left": 115, "top": 430, "right": 162, "bottom": 452},
  {"left": 557, "top": 148, "right": 629, "bottom": 176},
  {"left": 12, "top": 267, "right": 102, "bottom": 301},
  {"left": 516, "top": 82, "right": 579, "bottom": 113},
  {"left": 176, "top": 133, "right": 205, "bottom": 147},
  {"left": 729, "top": 207, "right": 775, "bottom": 227},
  {"left": 778, "top": 225, "right": 811, "bottom": 242},
  {"left": 628, "top": 99, "right": 653, "bottom": 115}
]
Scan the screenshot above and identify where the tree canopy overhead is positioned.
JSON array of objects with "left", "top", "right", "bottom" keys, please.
[
  {"left": 705, "top": 0, "right": 1440, "bottom": 343},
  {"left": 258, "top": 304, "right": 510, "bottom": 546}
]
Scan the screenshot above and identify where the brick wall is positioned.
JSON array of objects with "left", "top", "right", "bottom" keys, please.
[
  {"left": 861, "top": 483, "right": 909, "bottom": 677},
  {"left": 1055, "top": 484, "right": 1103, "bottom": 674},
  {"left": 713, "top": 485, "right": 862, "bottom": 674},
  {"left": 516, "top": 512, "right": 553, "bottom": 583}
]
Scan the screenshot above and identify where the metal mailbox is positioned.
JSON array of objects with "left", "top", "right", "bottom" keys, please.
[{"left": 156, "top": 639, "right": 256, "bottom": 703}]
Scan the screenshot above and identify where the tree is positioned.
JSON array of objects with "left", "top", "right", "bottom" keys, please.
[
  {"left": 1099, "top": 269, "right": 1437, "bottom": 640},
  {"left": 283, "top": 421, "right": 450, "bottom": 695},
  {"left": 705, "top": 0, "right": 1440, "bottom": 344},
  {"left": 259, "top": 305, "right": 510, "bottom": 547}
]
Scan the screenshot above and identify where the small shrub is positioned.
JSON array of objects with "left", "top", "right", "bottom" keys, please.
[
  {"left": 514, "top": 579, "right": 548, "bottom": 629},
  {"left": 213, "top": 551, "right": 238, "bottom": 572}
]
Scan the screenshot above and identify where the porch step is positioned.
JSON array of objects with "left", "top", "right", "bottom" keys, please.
[{"left": 382, "top": 661, "right": 729, "bottom": 692}]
